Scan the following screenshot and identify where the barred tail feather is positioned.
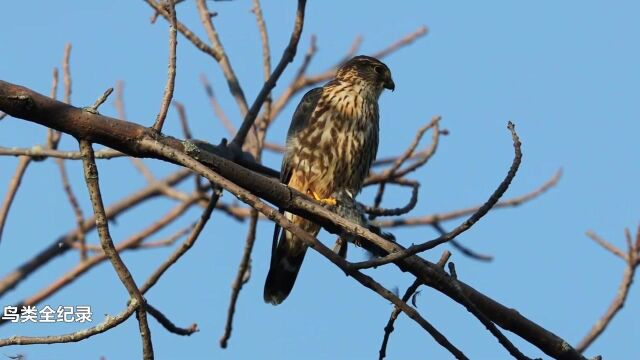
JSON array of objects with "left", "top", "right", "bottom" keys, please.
[{"left": 264, "top": 228, "right": 307, "bottom": 305}]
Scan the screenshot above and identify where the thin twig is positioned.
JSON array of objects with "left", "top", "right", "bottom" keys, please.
[
  {"left": 371, "top": 26, "right": 428, "bottom": 59},
  {"left": 85, "top": 88, "right": 114, "bottom": 115},
  {"left": 45, "top": 67, "right": 60, "bottom": 148},
  {"left": 585, "top": 231, "right": 627, "bottom": 260},
  {"left": 366, "top": 116, "right": 441, "bottom": 185},
  {"left": 55, "top": 158, "right": 87, "bottom": 260},
  {"left": 144, "top": 0, "right": 221, "bottom": 60},
  {"left": 576, "top": 228, "right": 639, "bottom": 353},
  {"left": 63, "top": 43, "right": 72, "bottom": 104},
  {"left": 79, "top": 140, "right": 154, "bottom": 359},
  {"left": 231, "top": 0, "right": 307, "bottom": 148},
  {"left": 140, "top": 187, "right": 221, "bottom": 294},
  {"left": 147, "top": 303, "right": 198, "bottom": 336},
  {"left": 363, "top": 179, "right": 419, "bottom": 217},
  {"left": 0, "top": 146, "right": 125, "bottom": 160},
  {"left": 219, "top": 210, "right": 259, "bottom": 348},
  {"left": 379, "top": 278, "right": 422, "bottom": 359},
  {"left": 374, "top": 169, "right": 561, "bottom": 228},
  {"left": 366, "top": 118, "right": 439, "bottom": 220},
  {"left": 114, "top": 81, "right": 127, "bottom": 119},
  {"left": 172, "top": 101, "right": 192, "bottom": 140},
  {"left": 196, "top": 0, "right": 249, "bottom": 116},
  {"left": 433, "top": 222, "right": 493, "bottom": 262},
  {"left": 200, "top": 74, "right": 237, "bottom": 135},
  {"left": 153, "top": 0, "right": 177, "bottom": 132},
  {"left": 0, "top": 157, "right": 31, "bottom": 244},
  {"left": 0, "top": 69, "right": 65, "bottom": 243},
  {"left": 251, "top": 0, "right": 272, "bottom": 158}
]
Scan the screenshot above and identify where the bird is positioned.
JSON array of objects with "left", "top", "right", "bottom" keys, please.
[{"left": 264, "top": 55, "right": 395, "bottom": 305}]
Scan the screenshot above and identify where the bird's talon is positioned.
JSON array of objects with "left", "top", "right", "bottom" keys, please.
[
  {"left": 306, "top": 189, "right": 337, "bottom": 206},
  {"left": 319, "top": 197, "right": 337, "bottom": 206}
]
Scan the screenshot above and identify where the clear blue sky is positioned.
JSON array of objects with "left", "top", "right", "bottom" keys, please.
[{"left": 1, "top": 1, "right": 638, "bottom": 359}]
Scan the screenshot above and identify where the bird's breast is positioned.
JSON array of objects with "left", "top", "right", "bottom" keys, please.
[{"left": 288, "top": 89, "right": 379, "bottom": 196}]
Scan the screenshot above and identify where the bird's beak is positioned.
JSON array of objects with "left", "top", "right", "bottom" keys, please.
[{"left": 384, "top": 77, "right": 395, "bottom": 91}]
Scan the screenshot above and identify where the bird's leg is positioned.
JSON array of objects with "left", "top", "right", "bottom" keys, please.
[{"left": 306, "top": 189, "right": 337, "bottom": 206}]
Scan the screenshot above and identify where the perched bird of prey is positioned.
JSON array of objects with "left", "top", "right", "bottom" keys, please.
[{"left": 264, "top": 55, "right": 395, "bottom": 305}]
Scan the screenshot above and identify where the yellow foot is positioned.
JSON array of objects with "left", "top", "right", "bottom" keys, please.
[{"left": 306, "top": 189, "right": 337, "bottom": 206}]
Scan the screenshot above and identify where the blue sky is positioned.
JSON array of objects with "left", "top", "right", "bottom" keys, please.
[{"left": 0, "top": 1, "right": 638, "bottom": 359}]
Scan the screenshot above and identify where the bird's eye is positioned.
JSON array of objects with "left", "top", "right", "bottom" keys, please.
[{"left": 373, "top": 65, "right": 384, "bottom": 74}]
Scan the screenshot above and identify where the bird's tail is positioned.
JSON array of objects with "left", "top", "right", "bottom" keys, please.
[{"left": 264, "top": 214, "right": 316, "bottom": 305}]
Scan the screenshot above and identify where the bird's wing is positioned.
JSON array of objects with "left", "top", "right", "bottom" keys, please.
[
  {"left": 280, "top": 87, "right": 322, "bottom": 184},
  {"left": 270, "top": 87, "right": 322, "bottom": 263}
]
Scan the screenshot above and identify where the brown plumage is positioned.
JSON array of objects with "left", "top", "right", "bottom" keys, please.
[{"left": 264, "top": 55, "right": 395, "bottom": 305}]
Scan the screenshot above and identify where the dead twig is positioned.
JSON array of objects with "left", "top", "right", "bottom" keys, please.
[
  {"left": 432, "top": 222, "right": 493, "bottom": 262},
  {"left": 55, "top": 158, "right": 87, "bottom": 260},
  {"left": 0, "top": 157, "right": 31, "bottom": 245},
  {"left": 152, "top": 0, "right": 177, "bottom": 132},
  {"left": 378, "top": 278, "right": 422, "bottom": 359},
  {"left": 231, "top": 0, "right": 307, "bottom": 148},
  {"left": 147, "top": 303, "right": 198, "bottom": 336},
  {"left": 576, "top": 226, "right": 639, "bottom": 353},
  {"left": 219, "top": 210, "right": 258, "bottom": 348},
  {"left": 0, "top": 146, "right": 124, "bottom": 160},
  {"left": 374, "top": 169, "right": 562, "bottom": 228}
]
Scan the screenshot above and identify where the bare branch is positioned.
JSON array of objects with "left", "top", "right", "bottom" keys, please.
[
  {"left": 219, "top": 210, "right": 258, "bottom": 348},
  {"left": 172, "top": 101, "right": 192, "bottom": 140},
  {"left": 0, "top": 157, "right": 30, "bottom": 244},
  {"left": 378, "top": 278, "right": 422, "bottom": 359},
  {"left": 374, "top": 169, "right": 562, "bottom": 228},
  {"left": 371, "top": 26, "right": 428, "bottom": 59},
  {"left": 200, "top": 74, "right": 236, "bottom": 135},
  {"left": 585, "top": 231, "right": 627, "bottom": 260},
  {"left": 152, "top": 0, "right": 178, "bottom": 132},
  {"left": 147, "top": 303, "right": 198, "bottom": 336},
  {"left": 576, "top": 227, "right": 639, "bottom": 353},
  {"left": 79, "top": 139, "right": 154, "bottom": 359},
  {"left": 366, "top": 116, "right": 441, "bottom": 184},
  {"left": 140, "top": 188, "right": 220, "bottom": 294},
  {"left": 0, "top": 146, "right": 123, "bottom": 160},
  {"left": 363, "top": 179, "right": 419, "bottom": 217},
  {"left": 144, "top": 0, "right": 220, "bottom": 60},
  {"left": 231, "top": 0, "right": 307, "bottom": 148},
  {"left": 87, "top": 88, "right": 114, "bottom": 113},
  {"left": 62, "top": 43, "right": 72, "bottom": 104},
  {"left": 55, "top": 158, "right": 87, "bottom": 260},
  {"left": 196, "top": 0, "right": 249, "bottom": 116},
  {"left": 433, "top": 222, "right": 494, "bottom": 262}
]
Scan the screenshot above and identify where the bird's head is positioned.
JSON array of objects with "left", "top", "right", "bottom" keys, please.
[{"left": 336, "top": 55, "right": 395, "bottom": 94}]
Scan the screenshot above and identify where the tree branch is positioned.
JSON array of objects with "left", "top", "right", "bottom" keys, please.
[{"left": 79, "top": 139, "right": 153, "bottom": 359}]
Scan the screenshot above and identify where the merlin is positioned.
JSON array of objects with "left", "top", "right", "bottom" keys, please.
[{"left": 264, "top": 55, "right": 395, "bottom": 305}]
